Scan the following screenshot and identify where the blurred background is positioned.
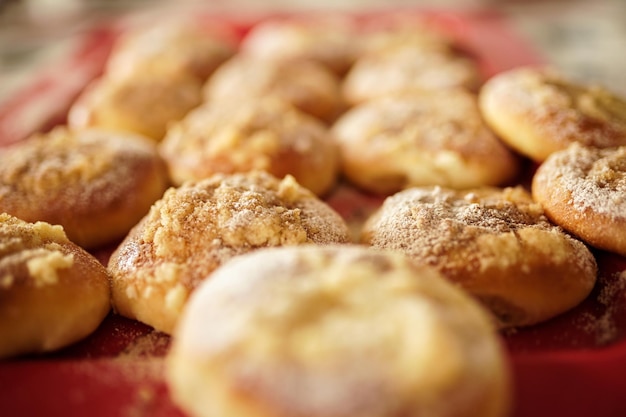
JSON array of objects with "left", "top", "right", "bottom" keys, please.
[{"left": 0, "top": 0, "right": 625, "bottom": 101}]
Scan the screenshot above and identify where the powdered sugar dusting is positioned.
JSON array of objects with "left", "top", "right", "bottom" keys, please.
[{"left": 542, "top": 143, "right": 626, "bottom": 218}]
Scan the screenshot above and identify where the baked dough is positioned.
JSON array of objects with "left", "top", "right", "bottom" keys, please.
[
  {"left": 203, "top": 55, "right": 344, "bottom": 123},
  {"left": 159, "top": 98, "right": 339, "bottom": 196},
  {"left": 479, "top": 66, "right": 626, "bottom": 162},
  {"left": 532, "top": 143, "right": 626, "bottom": 256},
  {"left": 0, "top": 213, "right": 111, "bottom": 358},
  {"left": 68, "top": 71, "right": 202, "bottom": 142},
  {"left": 361, "top": 186, "right": 598, "bottom": 328},
  {"left": 331, "top": 90, "right": 520, "bottom": 195},
  {"left": 360, "top": 15, "right": 458, "bottom": 56},
  {"left": 108, "top": 171, "right": 351, "bottom": 334},
  {"left": 0, "top": 127, "right": 169, "bottom": 249},
  {"left": 342, "top": 46, "right": 481, "bottom": 105},
  {"left": 239, "top": 17, "right": 360, "bottom": 75},
  {"left": 106, "top": 19, "right": 236, "bottom": 81},
  {"left": 167, "top": 245, "right": 511, "bottom": 417}
]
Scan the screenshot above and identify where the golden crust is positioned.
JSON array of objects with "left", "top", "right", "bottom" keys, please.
[
  {"left": 360, "top": 19, "right": 455, "bottom": 56},
  {"left": 361, "top": 186, "right": 597, "bottom": 328},
  {"left": 342, "top": 47, "right": 481, "bottom": 105},
  {"left": 167, "top": 245, "right": 511, "bottom": 417},
  {"left": 479, "top": 66, "right": 626, "bottom": 162},
  {"left": 204, "top": 55, "right": 345, "bottom": 124},
  {"left": 106, "top": 20, "right": 236, "bottom": 81},
  {"left": 331, "top": 90, "right": 520, "bottom": 195},
  {"left": 239, "top": 17, "right": 361, "bottom": 76},
  {"left": 68, "top": 72, "right": 202, "bottom": 141},
  {"left": 0, "top": 213, "right": 111, "bottom": 358},
  {"left": 108, "top": 171, "right": 351, "bottom": 334},
  {"left": 532, "top": 143, "right": 626, "bottom": 256},
  {"left": 159, "top": 98, "right": 339, "bottom": 196},
  {"left": 0, "top": 127, "right": 170, "bottom": 249}
]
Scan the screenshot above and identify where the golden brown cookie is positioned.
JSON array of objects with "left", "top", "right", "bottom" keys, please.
[
  {"left": 342, "top": 46, "right": 481, "bottom": 105},
  {"left": 167, "top": 245, "right": 511, "bottom": 417},
  {"left": 479, "top": 66, "right": 626, "bottom": 162},
  {"left": 0, "top": 213, "right": 111, "bottom": 358},
  {"left": 361, "top": 186, "right": 598, "bottom": 328},
  {"left": 106, "top": 19, "right": 236, "bottom": 81},
  {"left": 108, "top": 171, "right": 351, "bottom": 334},
  {"left": 239, "top": 16, "right": 360, "bottom": 75},
  {"left": 68, "top": 72, "right": 202, "bottom": 142},
  {"left": 203, "top": 55, "right": 345, "bottom": 123},
  {"left": 0, "top": 127, "right": 169, "bottom": 249},
  {"left": 331, "top": 90, "right": 520, "bottom": 195},
  {"left": 532, "top": 143, "right": 626, "bottom": 256},
  {"left": 159, "top": 98, "right": 339, "bottom": 196}
]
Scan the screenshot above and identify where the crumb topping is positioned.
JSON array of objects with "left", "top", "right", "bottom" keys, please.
[
  {"left": 113, "top": 171, "right": 349, "bottom": 294},
  {"left": 0, "top": 127, "right": 159, "bottom": 214},
  {"left": 0, "top": 213, "right": 74, "bottom": 289},
  {"left": 363, "top": 186, "right": 590, "bottom": 274},
  {"left": 161, "top": 98, "right": 332, "bottom": 181}
]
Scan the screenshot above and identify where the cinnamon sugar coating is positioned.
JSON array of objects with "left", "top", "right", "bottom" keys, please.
[
  {"left": 108, "top": 171, "right": 350, "bottom": 334},
  {"left": 479, "top": 66, "right": 626, "bottom": 162},
  {"left": 362, "top": 186, "right": 597, "bottom": 328},
  {"left": 532, "top": 143, "right": 626, "bottom": 256},
  {"left": 0, "top": 127, "right": 169, "bottom": 248}
]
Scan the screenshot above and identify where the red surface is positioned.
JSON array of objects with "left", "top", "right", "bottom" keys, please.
[{"left": 2, "top": 8, "right": 625, "bottom": 417}]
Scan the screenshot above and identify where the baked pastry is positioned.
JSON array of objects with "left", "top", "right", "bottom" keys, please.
[
  {"left": 342, "top": 46, "right": 481, "bottom": 105},
  {"left": 331, "top": 90, "right": 520, "bottom": 195},
  {"left": 68, "top": 71, "right": 202, "bottom": 141},
  {"left": 361, "top": 186, "right": 598, "bottom": 328},
  {"left": 479, "top": 66, "right": 626, "bottom": 162},
  {"left": 0, "top": 213, "right": 111, "bottom": 358},
  {"left": 360, "top": 14, "right": 458, "bottom": 56},
  {"left": 532, "top": 143, "right": 626, "bottom": 256},
  {"left": 159, "top": 98, "right": 339, "bottom": 196},
  {"left": 106, "top": 19, "right": 236, "bottom": 81},
  {"left": 239, "top": 16, "right": 360, "bottom": 75},
  {"left": 167, "top": 245, "right": 511, "bottom": 417},
  {"left": 203, "top": 55, "right": 344, "bottom": 123},
  {"left": 108, "top": 171, "right": 351, "bottom": 334},
  {"left": 0, "top": 126, "right": 169, "bottom": 249}
]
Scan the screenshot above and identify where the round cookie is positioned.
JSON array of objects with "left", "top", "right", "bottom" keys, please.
[
  {"left": 331, "top": 90, "right": 520, "bottom": 195},
  {"left": 532, "top": 143, "right": 626, "bottom": 256},
  {"left": 479, "top": 66, "right": 626, "bottom": 162},
  {"left": 239, "top": 17, "right": 360, "bottom": 76},
  {"left": 0, "top": 213, "right": 111, "bottom": 358},
  {"left": 106, "top": 19, "right": 236, "bottom": 81},
  {"left": 361, "top": 186, "right": 598, "bottom": 328},
  {"left": 159, "top": 98, "right": 339, "bottom": 196},
  {"left": 108, "top": 171, "right": 351, "bottom": 334},
  {"left": 68, "top": 71, "right": 202, "bottom": 141},
  {"left": 203, "top": 55, "right": 345, "bottom": 123},
  {"left": 342, "top": 46, "right": 481, "bottom": 105},
  {"left": 0, "top": 127, "right": 170, "bottom": 249},
  {"left": 167, "top": 245, "right": 511, "bottom": 417}
]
